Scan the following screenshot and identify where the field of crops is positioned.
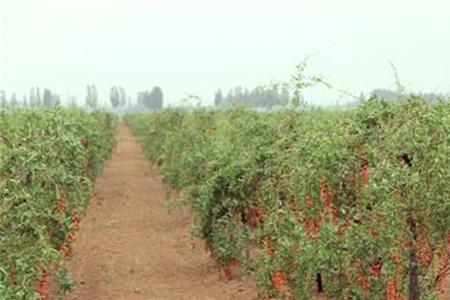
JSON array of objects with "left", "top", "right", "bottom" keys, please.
[
  {"left": 0, "top": 108, "right": 116, "bottom": 299},
  {"left": 126, "top": 97, "right": 450, "bottom": 299}
]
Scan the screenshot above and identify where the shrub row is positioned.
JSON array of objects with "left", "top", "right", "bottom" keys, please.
[
  {"left": 0, "top": 108, "right": 117, "bottom": 299},
  {"left": 126, "top": 97, "right": 450, "bottom": 299}
]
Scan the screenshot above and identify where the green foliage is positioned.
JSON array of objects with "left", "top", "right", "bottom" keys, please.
[
  {"left": 126, "top": 97, "right": 450, "bottom": 299},
  {"left": 0, "top": 108, "right": 116, "bottom": 299}
]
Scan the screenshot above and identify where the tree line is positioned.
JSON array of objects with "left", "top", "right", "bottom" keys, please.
[
  {"left": 0, "top": 85, "right": 164, "bottom": 111},
  {"left": 214, "top": 84, "right": 290, "bottom": 109},
  {"left": 0, "top": 88, "right": 62, "bottom": 109}
]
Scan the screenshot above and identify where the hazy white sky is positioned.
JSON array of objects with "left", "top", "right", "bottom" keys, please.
[{"left": 0, "top": 0, "right": 449, "bottom": 106}]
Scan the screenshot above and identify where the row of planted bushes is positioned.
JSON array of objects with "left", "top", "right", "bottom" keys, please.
[
  {"left": 0, "top": 108, "right": 117, "bottom": 299},
  {"left": 125, "top": 97, "right": 450, "bottom": 300}
]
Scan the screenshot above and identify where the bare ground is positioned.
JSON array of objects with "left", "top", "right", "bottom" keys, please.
[
  {"left": 444, "top": 262, "right": 450, "bottom": 300},
  {"left": 66, "top": 124, "right": 258, "bottom": 300}
]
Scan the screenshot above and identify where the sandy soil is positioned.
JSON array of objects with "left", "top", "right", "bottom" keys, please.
[
  {"left": 66, "top": 124, "right": 258, "bottom": 300},
  {"left": 444, "top": 263, "right": 450, "bottom": 300}
]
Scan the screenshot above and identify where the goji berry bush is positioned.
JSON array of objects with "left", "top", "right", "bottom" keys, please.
[
  {"left": 126, "top": 97, "right": 450, "bottom": 299},
  {"left": 0, "top": 108, "right": 116, "bottom": 299}
]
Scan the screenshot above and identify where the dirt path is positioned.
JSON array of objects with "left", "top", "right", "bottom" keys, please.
[
  {"left": 445, "top": 268, "right": 450, "bottom": 300},
  {"left": 446, "top": 279, "right": 450, "bottom": 300},
  {"left": 67, "top": 124, "right": 257, "bottom": 300}
]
